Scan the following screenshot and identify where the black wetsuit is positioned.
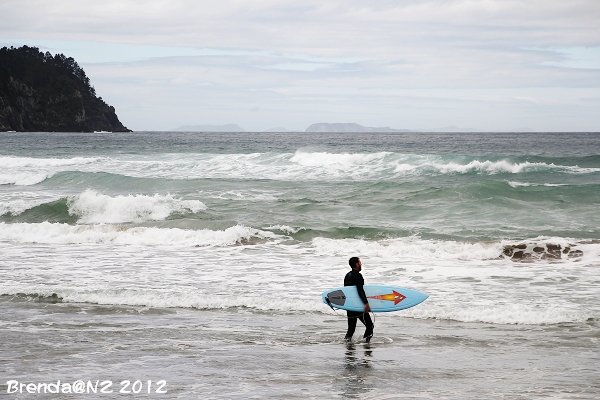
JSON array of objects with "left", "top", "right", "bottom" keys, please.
[{"left": 344, "top": 269, "right": 374, "bottom": 340}]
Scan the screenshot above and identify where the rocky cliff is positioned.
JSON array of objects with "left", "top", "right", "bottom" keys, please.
[{"left": 0, "top": 46, "right": 129, "bottom": 132}]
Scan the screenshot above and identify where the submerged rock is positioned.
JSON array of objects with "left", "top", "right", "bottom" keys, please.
[
  {"left": 568, "top": 250, "right": 584, "bottom": 259},
  {"left": 502, "top": 242, "right": 583, "bottom": 262}
]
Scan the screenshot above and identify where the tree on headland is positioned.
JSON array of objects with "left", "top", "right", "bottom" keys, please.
[{"left": 0, "top": 45, "right": 129, "bottom": 132}]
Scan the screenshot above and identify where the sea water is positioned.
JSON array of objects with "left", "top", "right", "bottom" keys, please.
[{"left": 0, "top": 131, "right": 599, "bottom": 399}]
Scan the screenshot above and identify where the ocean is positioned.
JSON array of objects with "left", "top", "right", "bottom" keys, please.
[{"left": 1, "top": 131, "right": 599, "bottom": 399}]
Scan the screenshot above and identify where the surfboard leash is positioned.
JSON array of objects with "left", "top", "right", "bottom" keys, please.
[{"left": 325, "top": 297, "right": 336, "bottom": 311}]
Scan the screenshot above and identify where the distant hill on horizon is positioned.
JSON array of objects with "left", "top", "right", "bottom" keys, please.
[
  {"left": 168, "top": 122, "right": 489, "bottom": 134},
  {"left": 305, "top": 122, "right": 411, "bottom": 133},
  {"left": 0, "top": 45, "right": 129, "bottom": 132}
]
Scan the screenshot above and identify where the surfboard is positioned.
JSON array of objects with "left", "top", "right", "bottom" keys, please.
[{"left": 322, "top": 284, "right": 428, "bottom": 313}]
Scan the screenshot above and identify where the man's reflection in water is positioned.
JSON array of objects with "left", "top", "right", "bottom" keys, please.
[{"left": 341, "top": 341, "right": 374, "bottom": 398}]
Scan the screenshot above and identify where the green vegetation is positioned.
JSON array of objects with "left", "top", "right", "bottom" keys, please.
[{"left": 0, "top": 46, "right": 129, "bottom": 132}]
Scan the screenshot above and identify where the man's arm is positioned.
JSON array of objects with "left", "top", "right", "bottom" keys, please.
[
  {"left": 356, "top": 274, "right": 371, "bottom": 312},
  {"left": 357, "top": 284, "right": 368, "bottom": 305}
]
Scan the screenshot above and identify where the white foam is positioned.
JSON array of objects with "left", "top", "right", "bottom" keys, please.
[
  {"left": 310, "top": 235, "right": 599, "bottom": 266},
  {"left": 2, "top": 153, "right": 598, "bottom": 184},
  {"left": 0, "top": 191, "right": 63, "bottom": 215},
  {"left": 200, "top": 189, "right": 279, "bottom": 202},
  {"left": 397, "top": 158, "right": 598, "bottom": 176},
  {"left": 0, "top": 222, "right": 278, "bottom": 247},
  {"left": 1, "top": 231, "right": 598, "bottom": 325},
  {"left": 406, "top": 303, "right": 593, "bottom": 325},
  {"left": 1, "top": 284, "right": 592, "bottom": 325},
  {"left": 0, "top": 172, "right": 51, "bottom": 186},
  {"left": 290, "top": 151, "right": 393, "bottom": 177},
  {"left": 0, "top": 285, "right": 320, "bottom": 313},
  {"left": 437, "top": 160, "right": 531, "bottom": 174},
  {"left": 67, "top": 189, "right": 207, "bottom": 223},
  {"left": 311, "top": 236, "right": 503, "bottom": 261},
  {"left": 430, "top": 159, "right": 564, "bottom": 175},
  {"left": 499, "top": 236, "right": 600, "bottom": 263},
  {"left": 0, "top": 155, "right": 102, "bottom": 168},
  {"left": 264, "top": 225, "right": 303, "bottom": 234},
  {"left": 290, "top": 151, "right": 392, "bottom": 167},
  {"left": 508, "top": 181, "right": 569, "bottom": 188},
  {"left": 0, "top": 155, "right": 102, "bottom": 185}
]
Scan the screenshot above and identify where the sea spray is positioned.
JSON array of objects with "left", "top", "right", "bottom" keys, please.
[
  {"left": 0, "top": 222, "right": 280, "bottom": 246},
  {"left": 66, "top": 189, "right": 207, "bottom": 223},
  {"left": 2, "top": 152, "right": 599, "bottom": 185}
]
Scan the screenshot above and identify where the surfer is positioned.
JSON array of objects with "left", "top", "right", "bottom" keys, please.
[{"left": 344, "top": 257, "right": 374, "bottom": 342}]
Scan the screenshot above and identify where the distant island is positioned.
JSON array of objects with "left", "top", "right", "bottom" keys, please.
[
  {"left": 166, "top": 122, "right": 482, "bottom": 133},
  {"left": 0, "top": 46, "right": 129, "bottom": 132},
  {"left": 305, "top": 123, "right": 411, "bottom": 133}
]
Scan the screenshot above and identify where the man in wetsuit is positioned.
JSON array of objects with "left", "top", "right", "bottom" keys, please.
[{"left": 344, "top": 256, "right": 374, "bottom": 342}]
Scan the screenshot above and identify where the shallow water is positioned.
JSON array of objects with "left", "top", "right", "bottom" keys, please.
[{"left": 2, "top": 300, "right": 598, "bottom": 399}]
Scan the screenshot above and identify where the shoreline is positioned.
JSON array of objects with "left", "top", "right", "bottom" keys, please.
[{"left": 2, "top": 299, "right": 598, "bottom": 399}]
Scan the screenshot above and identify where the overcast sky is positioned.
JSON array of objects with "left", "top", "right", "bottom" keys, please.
[{"left": 2, "top": 0, "right": 599, "bottom": 131}]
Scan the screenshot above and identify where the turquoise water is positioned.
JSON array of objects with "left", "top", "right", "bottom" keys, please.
[{"left": 2, "top": 131, "right": 599, "bottom": 242}]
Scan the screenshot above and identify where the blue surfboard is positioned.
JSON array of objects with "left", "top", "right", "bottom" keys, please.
[{"left": 322, "top": 284, "right": 428, "bottom": 313}]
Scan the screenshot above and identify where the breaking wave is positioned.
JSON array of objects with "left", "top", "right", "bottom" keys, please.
[
  {"left": 1, "top": 190, "right": 207, "bottom": 224},
  {"left": 0, "top": 155, "right": 103, "bottom": 185},
  {"left": 1, "top": 287, "right": 594, "bottom": 325},
  {"left": 405, "top": 303, "right": 594, "bottom": 325},
  {"left": 2, "top": 152, "right": 599, "bottom": 185},
  {"left": 0, "top": 222, "right": 279, "bottom": 247},
  {"left": 67, "top": 189, "right": 207, "bottom": 224}
]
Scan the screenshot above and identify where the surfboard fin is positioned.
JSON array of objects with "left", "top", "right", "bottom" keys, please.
[{"left": 325, "top": 297, "right": 336, "bottom": 311}]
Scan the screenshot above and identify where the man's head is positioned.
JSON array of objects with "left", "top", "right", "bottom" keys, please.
[{"left": 349, "top": 256, "right": 361, "bottom": 271}]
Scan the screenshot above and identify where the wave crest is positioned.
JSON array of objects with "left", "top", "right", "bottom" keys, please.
[
  {"left": 67, "top": 189, "right": 207, "bottom": 223},
  {"left": 407, "top": 303, "right": 593, "bottom": 325},
  {"left": 2, "top": 153, "right": 598, "bottom": 185},
  {"left": 2, "top": 287, "right": 593, "bottom": 325},
  {"left": 0, "top": 155, "right": 102, "bottom": 185},
  {"left": 0, "top": 222, "right": 279, "bottom": 247}
]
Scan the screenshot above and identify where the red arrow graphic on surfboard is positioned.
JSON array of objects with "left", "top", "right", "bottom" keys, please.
[{"left": 368, "top": 290, "right": 406, "bottom": 305}]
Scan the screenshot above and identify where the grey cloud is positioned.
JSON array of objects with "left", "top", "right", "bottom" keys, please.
[{"left": 2, "top": 0, "right": 599, "bottom": 130}]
